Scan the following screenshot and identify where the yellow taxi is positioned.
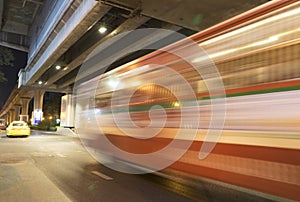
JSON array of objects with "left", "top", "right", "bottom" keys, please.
[{"left": 6, "top": 121, "right": 30, "bottom": 137}]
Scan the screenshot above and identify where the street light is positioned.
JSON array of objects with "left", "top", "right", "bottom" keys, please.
[{"left": 98, "top": 26, "right": 107, "bottom": 34}]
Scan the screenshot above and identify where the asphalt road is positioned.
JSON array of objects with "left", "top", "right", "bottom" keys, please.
[
  {"left": 0, "top": 131, "right": 196, "bottom": 202},
  {"left": 0, "top": 130, "right": 278, "bottom": 202}
]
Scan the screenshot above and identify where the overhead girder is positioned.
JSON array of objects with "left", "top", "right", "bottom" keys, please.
[
  {"left": 58, "top": 24, "right": 183, "bottom": 88},
  {"left": 0, "top": 31, "right": 29, "bottom": 52},
  {"left": 45, "top": 14, "right": 151, "bottom": 88},
  {"left": 22, "top": 2, "right": 112, "bottom": 86},
  {"left": 38, "top": 0, "right": 270, "bottom": 89},
  {"left": 99, "top": 0, "right": 269, "bottom": 31}
]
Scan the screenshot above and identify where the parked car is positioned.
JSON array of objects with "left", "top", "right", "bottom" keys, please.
[{"left": 6, "top": 121, "right": 30, "bottom": 137}]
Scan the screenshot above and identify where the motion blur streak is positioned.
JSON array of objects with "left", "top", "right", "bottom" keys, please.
[{"left": 75, "top": 0, "right": 300, "bottom": 200}]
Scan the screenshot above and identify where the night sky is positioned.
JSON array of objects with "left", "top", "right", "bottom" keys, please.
[{"left": 0, "top": 48, "right": 28, "bottom": 110}]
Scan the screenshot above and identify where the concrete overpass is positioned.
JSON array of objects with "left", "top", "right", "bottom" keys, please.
[{"left": 0, "top": 0, "right": 269, "bottom": 125}]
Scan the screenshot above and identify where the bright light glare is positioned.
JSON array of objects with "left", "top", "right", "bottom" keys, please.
[
  {"left": 95, "top": 109, "right": 101, "bottom": 114},
  {"left": 192, "top": 49, "right": 237, "bottom": 63},
  {"left": 193, "top": 27, "right": 299, "bottom": 63},
  {"left": 38, "top": 81, "right": 43, "bottom": 85},
  {"left": 131, "top": 81, "right": 141, "bottom": 87},
  {"left": 108, "top": 78, "right": 119, "bottom": 88},
  {"left": 98, "top": 26, "right": 107, "bottom": 34},
  {"left": 173, "top": 101, "right": 180, "bottom": 107},
  {"left": 200, "top": 7, "right": 300, "bottom": 46},
  {"left": 247, "top": 36, "right": 279, "bottom": 47},
  {"left": 121, "top": 65, "right": 150, "bottom": 76},
  {"left": 55, "top": 65, "right": 61, "bottom": 70}
]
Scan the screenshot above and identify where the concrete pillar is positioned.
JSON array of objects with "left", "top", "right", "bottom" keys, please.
[
  {"left": 21, "top": 97, "right": 31, "bottom": 115},
  {"left": 5, "top": 114, "right": 9, "bottom": 124},
  {"left": 6, "top": 113, "right": 10, "bottom": 124},
  {"left": 60, "top": 94, "right": 75, "bottom": 127},
  {"left": 9, "top": 109, "right": 15, "bottom": 123},
  {"left": 32, "top": 90, "right": 45, "bottom": 125},
  {"left": 20, "top": 97, "right": 31, "bottom": 122},
  {"left": 34, "top": 90, "right": 45, "bottom": 110},
  {"left": 14, "top": 105, "right": 21, "bottom": 121}
]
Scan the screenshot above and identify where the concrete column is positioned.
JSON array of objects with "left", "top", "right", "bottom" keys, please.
[
  {"left": 34, "top": 90, "right": 45, "bottom": 110},
  {"left": 60, "top": 94, "right": 75, "bottom": 127},
  {"left": 6, "top": 112, "right": 10, "bottom": 124},
  {"left": 14, "top": 105, "right": 21, "bottom": 121},
  {"left": 20, "top": 97, "right": 31, "bottom": 122},
  {"left": 32, "top": 90, "right": 45, "bottom": 125},
  {"left": 9, "top": 109, "right": 15, "bottom": 123},
  {"left": 21, "top": 97, "right": 31, "bottom": 115},
  {"left": 5, "top": 114, "right": 9, "bottom": 124}
]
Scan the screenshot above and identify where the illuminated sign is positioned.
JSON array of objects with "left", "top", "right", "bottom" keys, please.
[{"left": 33, "top": 109, "right": 43, "bottom": 125}]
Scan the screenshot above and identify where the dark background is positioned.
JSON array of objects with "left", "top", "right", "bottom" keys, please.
[{"left": 0, "top": 49, "right": 28, "bottom": 110}]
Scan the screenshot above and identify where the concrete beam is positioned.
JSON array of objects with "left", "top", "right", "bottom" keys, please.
[
  {"left": 0, "top": 85, "right": 34, "bottom": 118},
  {"left": 0, "top": 41, "right": 29, "bottom": 52},
  {"left": 27, "top": 0, "right": 74, "bottom": 66},
  {"left": 2, "top": 20, "right": 29, "bottom": 35},
  {"left": 42, "top": 5, "right": 113, "bottom": 86},
  {"left": 23, "top": 1, "right": 111, "bottom": 86},
  {"left": 101, "top": 0, "right": 269, "bottom": 31},
  {"left": 0, "top": 30, "right": 29, "bottom": 52},
  {"left": 0, "top": 85, "right": 20, "bottom": 118},
  {"left": 0, "top": 83, "right": 70, "bottom": 120},
  {"left": 25, "top": 85, "right": 72, "bottom": 94},
  {"left": 59, "top": 24, "right": 181, "bottom": 87},
  {"left": 23, "top": 0, "right": 43, "bottom": 6},
  {"left": 50, "top": 15, "right": 150, "bottom": 88}
]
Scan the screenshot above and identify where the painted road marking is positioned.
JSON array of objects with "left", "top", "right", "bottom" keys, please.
[{"left": 91, "top": 171, "right": 113, "bottom": 181}]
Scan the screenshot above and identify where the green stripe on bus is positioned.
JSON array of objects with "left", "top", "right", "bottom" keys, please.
[
  {"left": 100, "top": 85, "right": 300, "bottom": 114},
  {"left": 201, "top": 85, "right": 300, "bottom": 100}
]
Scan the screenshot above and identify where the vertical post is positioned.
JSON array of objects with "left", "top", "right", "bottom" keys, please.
[
  {"left": 6, "top": 113, "right": 9, "bottom": 124},
  {"left": 60, "top": 94, "right": 75, "bottom": 127},
  {"left": 14, "top": 105, "right": 21, "bottom": 121},
  {"left": 9, "top": 109, "right": 15, "bottom": 123},
  {"left": 20, "top": 97, "right": 31, "bottom": 122},
  {"left": 32, "top": 90, "right": 45, "bottom": 125}
]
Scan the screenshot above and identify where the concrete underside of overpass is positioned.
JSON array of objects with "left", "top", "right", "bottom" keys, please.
[{"left": 0, "top": 0, "right": 270, "bottom": 123}]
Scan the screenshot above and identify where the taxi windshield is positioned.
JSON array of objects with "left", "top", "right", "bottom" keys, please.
[{"left": 12, "top": 123, "right": 26, "bottom": 127}]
